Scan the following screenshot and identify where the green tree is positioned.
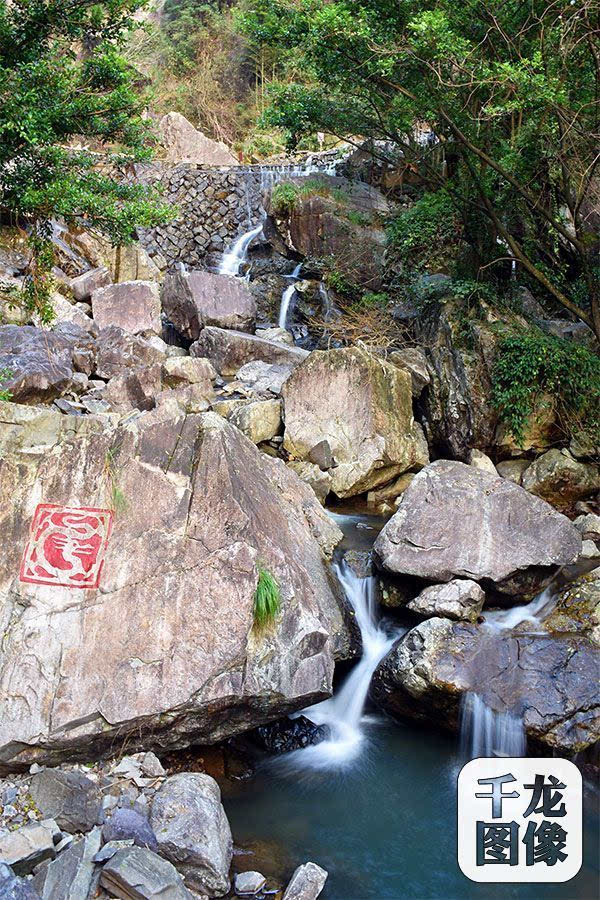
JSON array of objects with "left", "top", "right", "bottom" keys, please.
[
  {"left": 0, "top": 0, "right": 172, "bottom": 320},
  {"left": 239, "top": 0, "right": 600, "bottom": 342}
]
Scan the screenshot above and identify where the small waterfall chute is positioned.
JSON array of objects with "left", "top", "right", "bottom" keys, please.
[
  {"left": 218, "top": 222, "right": 263, "bottom": 277},
  {"left": 460, "top": 692, "right": 526, "bottom": 759},
  {"left": 484, "top": 585, "right": 555, "bottom": 632},
  {"left": 278, "top": 263, "right": 302, "bottom": 330},
  {"left": 280, "top": 559, "right": 402, "bottom": 771}
]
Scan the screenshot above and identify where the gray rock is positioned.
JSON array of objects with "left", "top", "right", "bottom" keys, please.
[
  {"left": 0, "top": 325, "right": 94, "bottom": 404},
  {"left": 95, "top": 325, "right": 166, "bottom": 379},
  {"left": 103, "top": 365, "right": 162, "bottom": 414},
  {"left": 282, "top": 346, "right": 428, "bottom": 498},
  {"left": 521, "top": 449, "right": 600, "bottom": 510},
  {"left": 0, "top": 405, "right": 347, "bottom": 774},
  {"left": 374, "top": 460, "right": 581, "bottom": 597},
  {"left": 574, "top": 513, "right": 600, "bottom": 543},
  {"left": 282, "top": 862, "right": 328, "bottom": 900},
  {"left": 102, "top": 809, "right": 158, "bottom": 853},
  {"left": 92, "top": 282, "right": 162, "bottom": 337},
  {"left": 234, "top": 870, "right": 266, "bottom": 895},
  {"left": 162, "top": 357, "right": 216, "bottom": 391},
  {"left": 496, "top": 458, "right": 530, "bottom": 485},
  {"left": 191, "top": 326, "right": 308, "bottom": 376},
  {"left": 162, "top": 269, "right": 256, "bottom": 340},
  {"left": 235, "top": 361, "right": 293, "bottom": 396},
  {"left": 70, "top": 267, "right": 111, "bottom": 302},
  {"left": 100, "top": 846, "right": 191, "bottom": 899},
  {"left": 388, "top": 347, "right": 430, "bottom": 397},
  {"left": 92, "top": 840, "right": 134, "bottom": 863},
  {"left": 287, "top": 461, "right": 331, "bottom": 505},
  {"left": 150, "top": 773, "right": 231, "bottom": 896},
  {"left": 0, "top": 862, "right": 40, "bottom": 899},
  {"left": 372, "top": 617, "right": 600, "bottom": 754},
  {"left": 29, "top": 769, "right": 100, "bottom": 834},
  {"left": 406, "top": 579, "right": 485, "bottom": 622},
  {"left": 307, "top": 440, "right": 335, "bottom": 472},
  {"left": 32, "top": 828, "right": 101, "bottom": 900},
  {"left": 0, "top": 820, "right": 59, "bottom": 876},
  {"left": 469, "top": 449, "right": 496, "bottom": 474}
]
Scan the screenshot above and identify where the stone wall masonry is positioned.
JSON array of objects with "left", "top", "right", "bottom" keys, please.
[
  {"left": 138, "top": 164, "right": 286, "bottom": 269},
  {"left": 137, "top": 155, "right": 343, "bottom": 270}
]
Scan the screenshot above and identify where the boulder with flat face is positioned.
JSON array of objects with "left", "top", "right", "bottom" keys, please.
[
  {"left": 0, "top": 404, "right": 348, "bottom": 773},
  {"left": 371, "top": 617, "right": 600, "bottom": 753},
  {"left": 0, "top": 324, "right": 95, "bottom": 404},
  {"left": 150, "top": 773, "right": 231, "bottom": 896},
  {"left": 162, "top": 269, "right": 256, "bottom": 341},
  {"left": 374, "top": 459, "right": 581, "bottom": 597},
  {"left": 158, "top": 112, "right": 238, "bottom": 166},
  {"left": 282, "top": 346, "right": 428, "bottom": 498},
  {"left": 406, "top": 579, "right": 485, "bottom": 623},
  {"left": 521, "top": 448, "right": 600, "bottom": 510},
  {"left": 92, "top": 281, "right": 162, "bottom": 336},
  {"left": 191, "top": 326, "right": 308, "bottom": 376}
]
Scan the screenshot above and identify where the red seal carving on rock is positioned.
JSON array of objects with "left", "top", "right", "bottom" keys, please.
[{"left": 20, "top": 504, "right": 114, "bottom": 589}]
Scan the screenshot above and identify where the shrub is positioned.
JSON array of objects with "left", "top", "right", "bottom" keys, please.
[
  {"left": 387, "top": 191, "right": 462, "bottom": 267},
  {"left": 270, "top": 181, "right": 300, "bottom": 214},
  {"left": 253, "top": 566, "right": 281, "bottom": 627},
  {"left": 0, "top": 368, "right": 13, "bottom": 402},
  {"left": 492, "top": 332, "right": 600, "bottom": 447}
]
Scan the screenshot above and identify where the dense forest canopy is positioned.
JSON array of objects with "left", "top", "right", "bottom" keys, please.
[{"left": 239, "top": 0, "right": 600, "bottom": 340}]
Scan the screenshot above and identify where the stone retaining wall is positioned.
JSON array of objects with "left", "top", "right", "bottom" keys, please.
[{"left": 138, "top": 158, "right": 341, "bottom": 270}]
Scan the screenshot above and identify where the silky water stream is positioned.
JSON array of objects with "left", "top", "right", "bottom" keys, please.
[{"left": 221, "top": 513, "right": 599, "bottom": 898}]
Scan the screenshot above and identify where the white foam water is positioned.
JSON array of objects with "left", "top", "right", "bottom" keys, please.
[
  {"left": 281, "top": 560, "right": 402, "bottom": 771},
  {"left": 484, "top": 585, "right": 555, "bottom": 632},
  {"left": 460, "top": 692, "right": 526, "bottom": 758},
  {"left": 218, "top": 222, "right": 263, "bottom": 276},
  {"left": 278, "top": 264, "right": 302, "bottom": 329}
]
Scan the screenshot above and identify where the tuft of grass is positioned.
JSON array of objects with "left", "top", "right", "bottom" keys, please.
[
  {"left": 0, "top": 367, "right": 13, "bottom": 401},
  {"left": 253, "top": 566, "right": 281, "bottom": 628}
]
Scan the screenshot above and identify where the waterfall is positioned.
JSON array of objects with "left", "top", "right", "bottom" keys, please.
[
  {"left": 460, "top": 692, "right": 526, "bottom": 759},
  {"left": 278, "top": 264, "right": 302, "bottom": 329},
  {"left": 282, "top": 560, "right": 402, "bottom": 770},
  {"left": 484, "top": 585, "right": 555, "bottom": 632},
  {"left": 218, "top": 223, "right": 263, "bottom": 277}
]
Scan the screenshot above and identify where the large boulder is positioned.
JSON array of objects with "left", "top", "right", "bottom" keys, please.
[
  {"left": 371, "top": 617, "right": 600, "bottom": 754},
  {"left": 158, "top": 112, "right": 238, "bottom": 166},
  {"left": 95, "top": 325, "right": 166, "bottom": 379},
  {"left": 266, "top": 175, "right": 390, "bottom": 291},
  {"left": 100, "top": 846, "right": 191, "bottom": 899},
  {"left": 0, "top": 324, "right": 95, "bottom": 403},
  {"left": 191, "top": 326, "right": 308, "bottom": 376},
  {"left": 162, "top": 269, "right": 256, "bottom": 341},
  {"left": 373, "top": 460, "right": 581, "bottom": 597},
  {"left": 282, "top": 346, "right": 428, "bottom": 498},
  {"left": 150, "top": 773, "right": 232, "bottom": 895},
  {"left": 521, "top": 449, "right": 600, "bottom": 510},
  {"left": 0, "top": 403, "right": 348, "bottom": 772},
  {"left": 91, "top": 281, "right": 162, "bottom": 336}
]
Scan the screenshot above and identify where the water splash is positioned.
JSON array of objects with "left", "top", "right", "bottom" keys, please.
[
  {"left": 460, "top": 692, "right": 526, "bottom": 759},
  {"left": 280, "top": 560, "right": 402, "bottom": 771},
  {"left": 278, "top": 264, "right": 302, "bottom": 329},
  {"left": 484, "top": 585, "right": 555, "bottom": 632},
  {"left": 218, "top": 223, "right": 263, "bottom": 276}
]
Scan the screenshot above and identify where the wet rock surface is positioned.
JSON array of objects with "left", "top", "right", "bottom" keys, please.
[
  {"left": 249, "top": 716, "right": 330, "bottom": 754},
  {"left": 372, "top": 617, "right": 600, "bottom": 753}
]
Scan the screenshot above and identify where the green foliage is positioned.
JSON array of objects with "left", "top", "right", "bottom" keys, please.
[
  {"left": 270, "top": 181, "right": 300, "bottom": 214},
  {"left": 0, "top": 367, "right": 13, "bottom": 402},
  {"left": 387, "top": 192, "right": 462, "bottom": 268},
  {"left": 0, "top": 0, "right": 173, "bottom": 320},
  {"left": 239, "top": 0, "right": 600, "bottom": 339},
  {"left": 492, "top": 332, "right": 600, "bottom": 447},
  {"left": 253, "top": 566, "right": 281, "bottom": 628}
]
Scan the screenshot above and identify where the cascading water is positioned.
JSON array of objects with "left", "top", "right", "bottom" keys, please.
[
  {"left": 460, "top": 692, "right": 526, "bottom": 759},
  {"left": 278, "top": 263, "right": 302, "bottom": 329},
  {"left": 484, "top": 584, "right": 555, "bottom": 631},
  {"left": 218, "top": 222, "right": 263, "bottom": 277},
  {"left": 282, "top": 559, "right": 402, "bottom": 770}
]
